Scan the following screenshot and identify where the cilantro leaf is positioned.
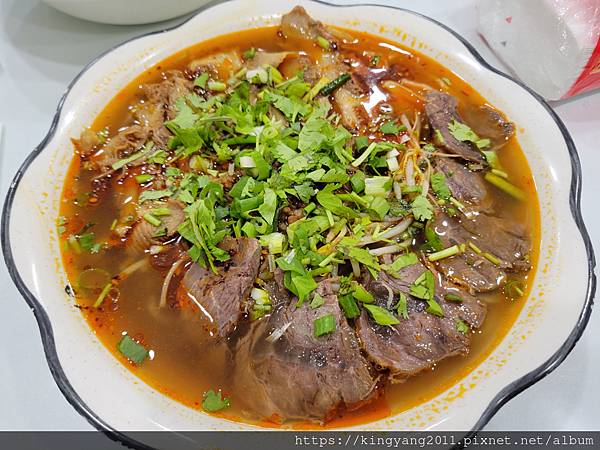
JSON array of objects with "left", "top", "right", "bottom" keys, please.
[
  {"left": 395, "top": 293, "right": 409, "bottom": 319},
  {"left": 258, "top": 187, "right": 278, "bottom": 226},
  {"left": 456, "top": 319, "right": 469, "bottom": 334},
  {"left": 167, "top": 98, "right": 198, "bottom": 129},
  {"left": 384, "top": 252, "right": 419, "bottom": 278},
  {"left": 409, "top": 270, "right": 435, "bottom": 301},
  {"left": 411, "top": 195, "right": 434, "bottom": 221},
  {"left": 431, "top": 172, "right": 452, "bottom": 200},
  {"left": 363, "top": 304, "right": 400, "bottom": 326},
  {"left": 202, "top": 389, "right": 231, "bottom": 412},
  {"left": 379, "top": 121, "right": 406, "bottom": 135},
  {"left": 448, "top": 120, "right": 490, "bottom": 149},
  {"left": 316, "top": 185, "right": 358, "bottom": 219}
]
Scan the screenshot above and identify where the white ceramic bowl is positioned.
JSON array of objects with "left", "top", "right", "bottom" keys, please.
[
  {"left": 42, "top": 0, "right": 213, "bottom": 25},
  {"left": 2, "top": 0, "right": 595, "bottom": 447}
]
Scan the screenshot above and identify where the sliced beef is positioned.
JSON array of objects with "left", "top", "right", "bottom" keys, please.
[
  {"left": 177, "top": 237, "right": 260, "bottom": 339},
  {"left": 433, "top": 157, "right": 494, "bottom": 213},
  {"left": 280, "top": 7, "right": 368, "bottom": 130},
  {"left": 247, "top": 51, "right": 293, "bottom": 70},
  {"left": 143, "top": 70, "right": 193, "bottom": 121},
  {"left": 461, "top": 213, "right": 531, "bottom": 272},
  {"left": 126, "top": 199, "right": 186, "bottom": 255},
  {"left": 187, "top": 51, "right": 243, "bottom": 79},
  {"left": 425, "top": 91, "right": 486, "bottom": 163},
  {"left": 91, "top": 125, "right": 149, "bottom": 171},
  {"left": 461, "top": 104, "right": 515, "bottom": 150},
  {"left": 280, "top": 6, "right": 337, "bottom": 44},
  {"left": 320, "top": 53, "right": 369, "bottom": 130},
  {"left": 430, "top": 210, "right": 530, "bottom": 292},
  {"left": 72, "top": 129, "right": 101, "bottom": 159},
  {"left": 356, "top": 263, "right": 486, "bottom": 381},
  {"left": 233, "top": 278, "right": 377, "bottom": 423}
]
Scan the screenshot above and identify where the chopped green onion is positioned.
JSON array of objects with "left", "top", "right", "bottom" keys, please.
[
  {"left": 441, "top": 76, "right": 452, "bottom": 86},
  {"left": 207, "top": 80, "right": 227, "bottom": 92},
  {"left": 428, "top": 244, "right": 460, "bottom": 262},
  {"left": 143, "top": 213, "right": 162, "bottom": 227},
  {"left": 483, "top": 251, "right": 501, "bottom": 266},
  {"left": 351, "top": 142, "right": 377, "bottom": 167},
  {"left": 239, "top": 156, "right": 256, "bottom": 168},
  {"left": 468, "top": 241, "right": 482, "bottom": 254},
  {"left": 304, "top": 76, "right": 331, "bottom": 101},
  {"left": 259, "top": 232, "right": 285, "bottom": 254},
  {"left": 316, "top": 36, "right": 330, "bottom": 50},
  {"left": 339, "top": 294, "right": 360, "bottom": 319},
  {"left": 504, "top": 279, "right": 526, "bottom": 300},
  {"left": 325, "top": 210, "right": 335, "bottom": 227},
  {"left": 149, "top": 208, "right": 171, "bottom": 217},
  {"left": 370, "top": 55, "right": 381, "bottom": 66},
  {"left": 314, "top": 313, "right": 336, "bottom": 337},
  {"left": 444, "top": 293, "right": 463, "bottom": 303},
  {"left": 135, "top": 174, "right": 154, "bottom": 184},
  {"left": 250, "top": 287, "right": 272, "bottom": 320},
  {"left": 364, "top": 176, "right": 392, "bottom": 197},
  {"left": 491, "top": 168, "right": 509, "bottom": 179},
  {"left": 111, "top": 142, "right": 154, "bottom": 170},
  {"left": 319, "top": 73, "right": 351, "bottom": 96},
  {"left": 93, "top": 283, "right": 114, "bottom": 308},
  {"left": 449, "top": 196, "right": 465, "bottom": 210},
  {"left": 78, "top": 268, "right": 111, "bottom": 290},
  {"left": 117, "top": 335, "right": 148, "bottom": 365},
  {"left": 110, "top": 219, "right": 117, "bottom": 231},
  {"left": 304, "top": 203, "right": 316, "bottom": 215},
  {"left": 484, "top": 172, "right": 526, "bottom": 201}
]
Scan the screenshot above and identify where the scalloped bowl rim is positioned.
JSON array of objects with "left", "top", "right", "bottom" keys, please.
[{"left": 1, "top": 0, "right": 595, "bottom": 447}]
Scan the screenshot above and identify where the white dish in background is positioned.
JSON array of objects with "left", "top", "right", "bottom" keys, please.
[
  {"left": 1, "top": 0, "right": 595, "bottom": 448},
  {"left": 42, "top": 0, "right": 212, "bottom": 25}
]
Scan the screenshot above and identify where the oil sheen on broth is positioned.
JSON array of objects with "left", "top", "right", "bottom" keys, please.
[{"left": 59, "top": 9, "right": 539, "bottom": 428}]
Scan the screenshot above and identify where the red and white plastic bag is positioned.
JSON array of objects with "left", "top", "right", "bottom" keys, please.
[{"left": 478, "top": 0, "right": 600, "bottom": 100}]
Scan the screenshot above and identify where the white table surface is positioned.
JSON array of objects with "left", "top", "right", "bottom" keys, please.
[{"left": 0, "top": 0, "right": 598, "bottom": 433}]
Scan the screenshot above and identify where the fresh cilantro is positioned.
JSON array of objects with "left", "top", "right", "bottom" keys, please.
[
  {"left": 363, "top": 304, "right": 400, "bottom": 326},
  {"left": 379, "top": 121, "right": 406, "bottom": 135},
  {"left": 258, "top": 187, "right": 278, "bottom": 226},
  {"left": 194, "top": 73, "right": 209, "bottom": 89},
  {"left": 456, "top": 319, "right": 469, "bottom": 334},
  {"left": 385, "top": 252, "right": 419, "bottom": 277},
  {"left": 411, "top": 195, "right": 434, "bottom": 221},
  {"left": 310, "top": 293, "right": 325, "bottom": 309},
  {"left": 431, "top": 172, "right": 452, "bottom": 200},
  {"left": 316, "top": 185, "right": 358, "bottom": 219},
  {"left": 202, "top": 390, "right": 231, "bottom": 412},
  {"left": 426, "top": 298, "right": 445, "bottom": 317},
  {"left": 448, "top": 120, "right": 490, "bottom": 149},
  {"left": 395, "top": 293, "right": 409, "bottom": 319},
  {"left": 139, "top": 190, "right": 172, "bottom": 203},
  {"left": 409, "top": 270, "right": 435, "bottom": 301}
]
